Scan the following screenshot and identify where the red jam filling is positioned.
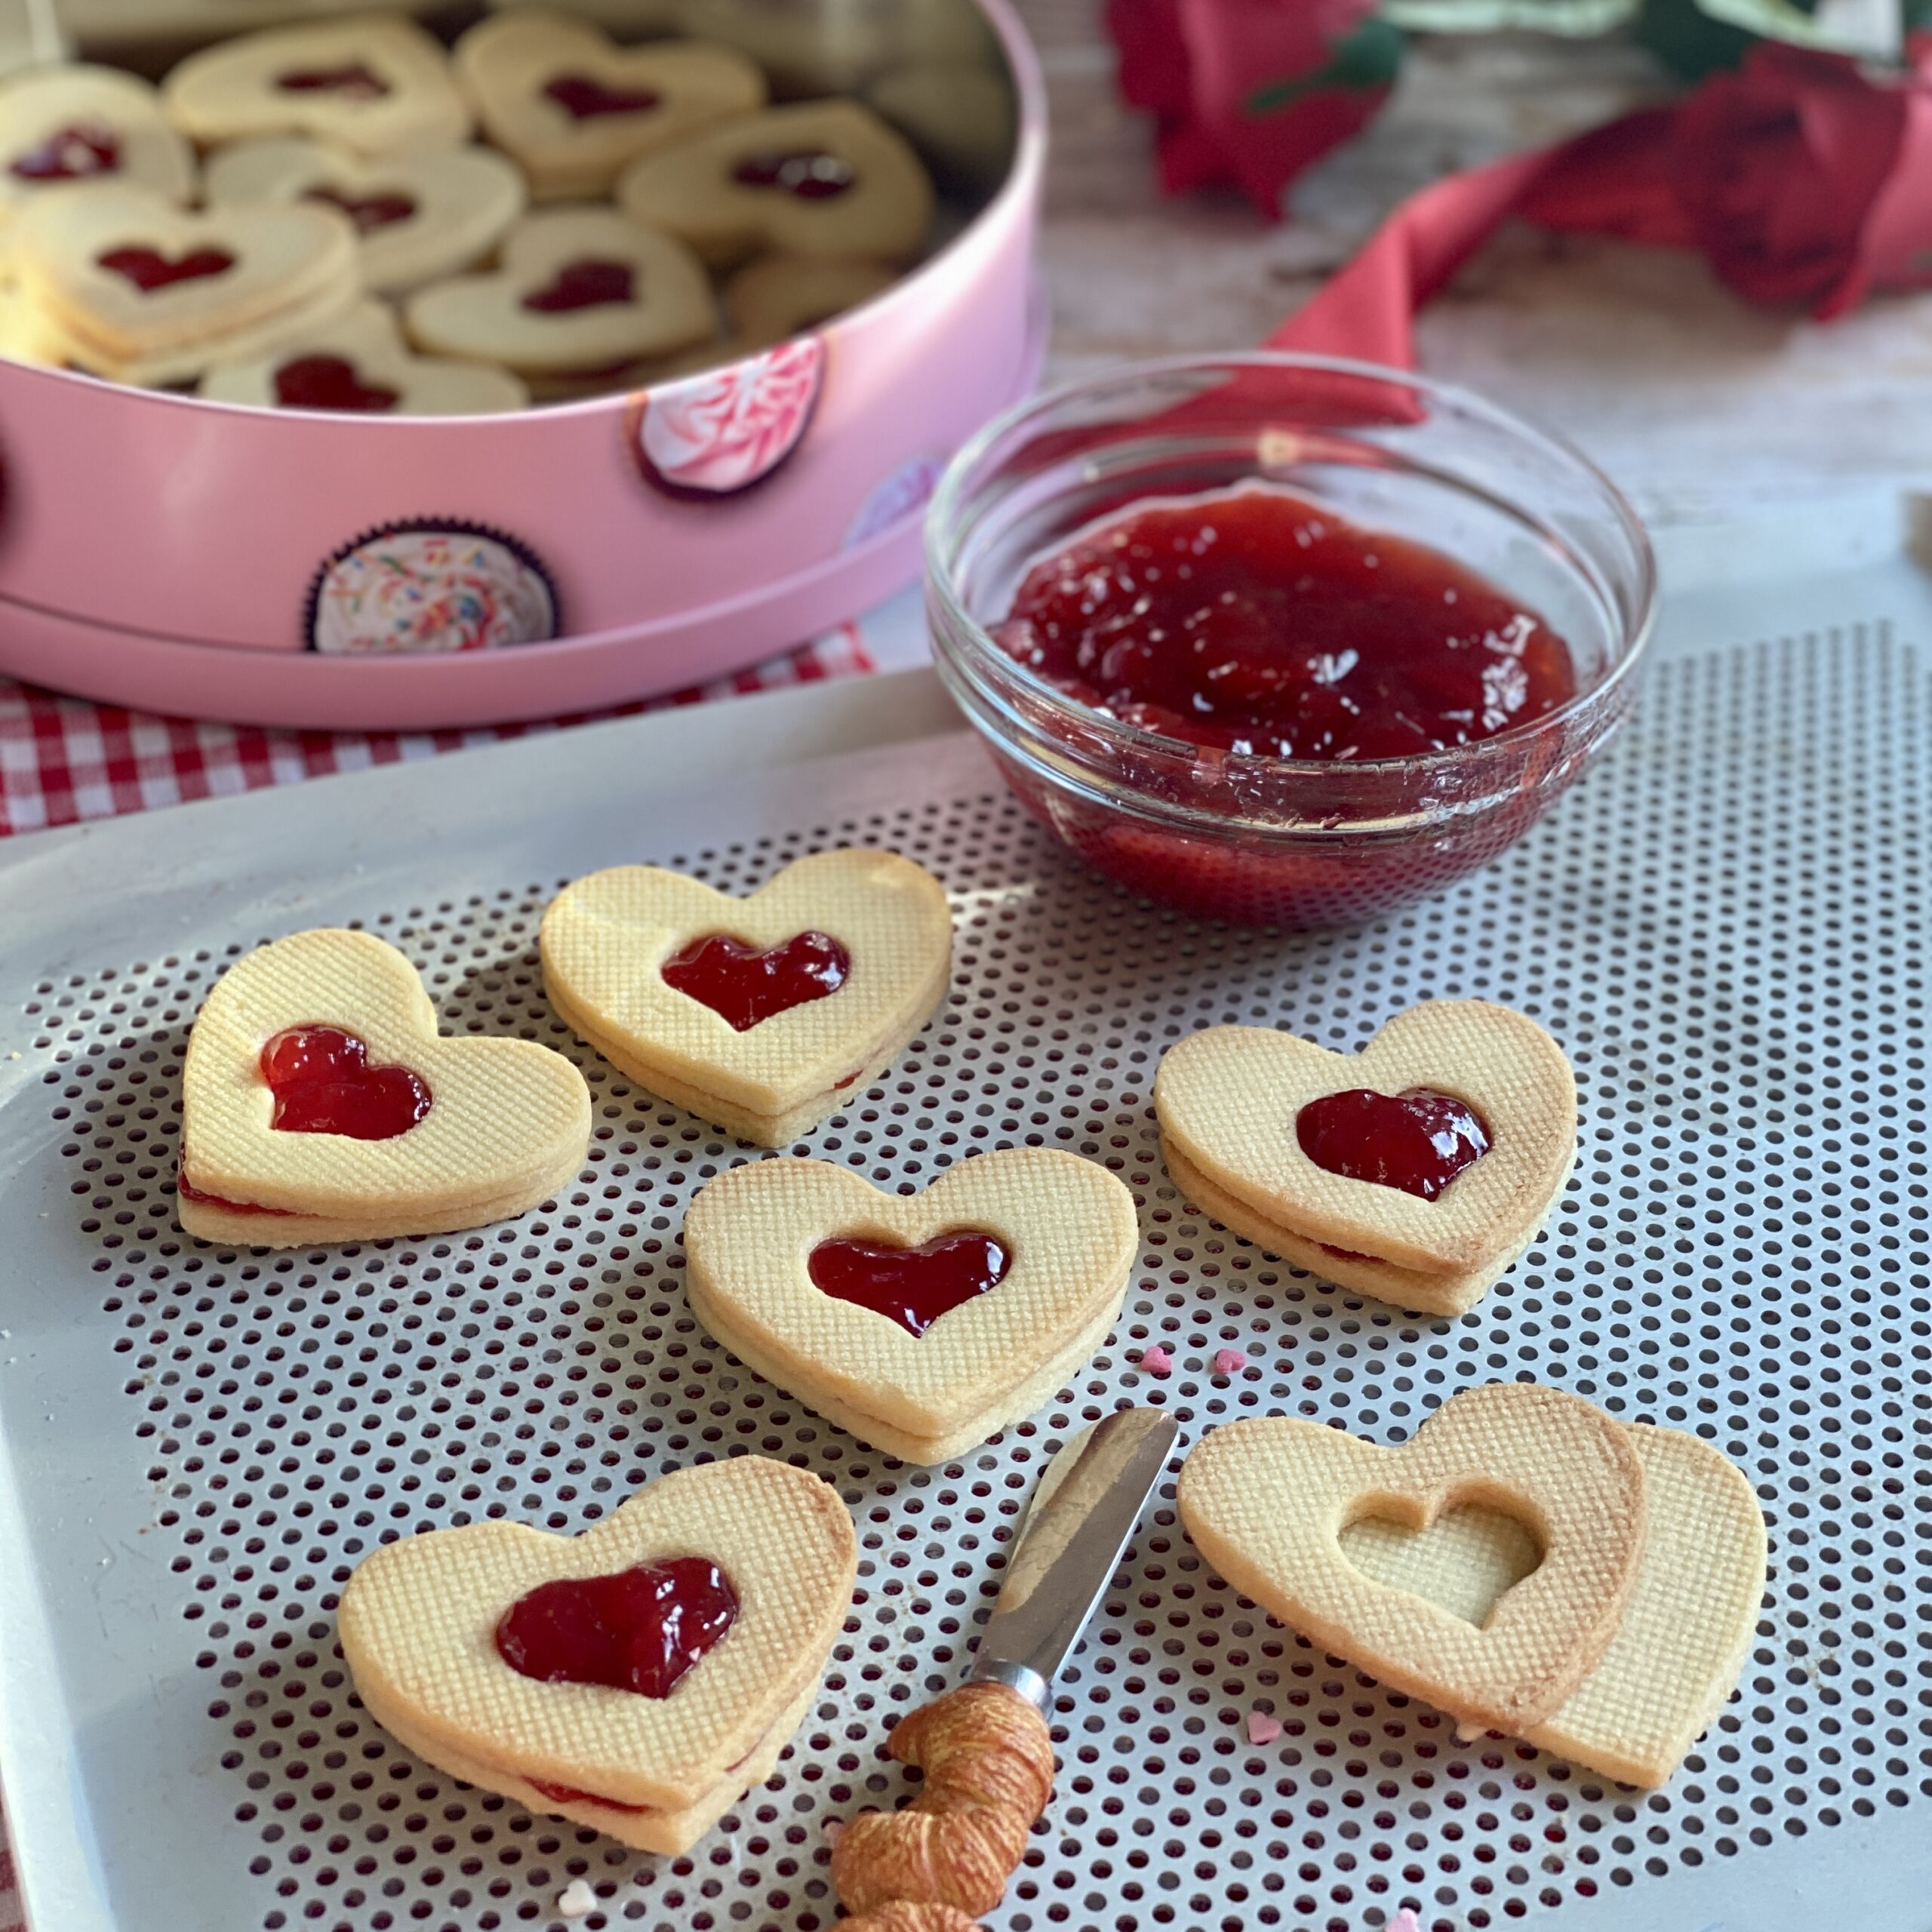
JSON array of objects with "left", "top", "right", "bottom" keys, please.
[
  {"left": 272, "top": 353, "right": 400, "bottom": 413},
  {"left": 521, "top": 257, "right": 635, "bottom": 312},
  {"left": 731, "top": 149, "right": 856, "bottom": 199},
  {"left": 97, "top": 245, "right": 235, "bottom": 292},
  {"left": 260, "top": 1026, "right": 432, "bottom": 1138},
  {"left": 276, "top": 62, "right": 390, "bottom": 98},
  {"left": 807, "top": 1232, "right": 1009, "bottom": 1338},
  {"left": 176, "top": 1170, "right": 295, "bottom": 1217},
  {"left": 543, "top": 73, "right": 660, "bottom": 118},
  {"left": 304, "top": 184, "right": 417, "bottom": 233},
  {"left": 529, "top": 1777, "right": 649, "bottom": 1814},
  {"left": 10, "top": 121, "right": 120, "bottom": 182},
  {"left": 1296, "top": 1088, "right": 1491, "bottom": 1201},
  {"left": 995, "top": 487, "right": 1577, "bottom": 761},
  {"left": 660, "top": 931, "right": 850, "bottom": 1032},
  {"left": 496, "top": 1557, "right": 737, "bottom": 1698}
]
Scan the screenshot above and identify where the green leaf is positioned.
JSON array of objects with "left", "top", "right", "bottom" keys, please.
[
  {"left": 1689, "top": 0, "right": 1901, "bottom": 56},
  {"left": 1379, "top": 0, "right": 1636, "bottom": 33},
  {"left": 1244, "top": 16, "right": 1404, "bottom": 117}
]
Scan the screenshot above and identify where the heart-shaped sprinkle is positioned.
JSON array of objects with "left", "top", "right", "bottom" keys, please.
[
  {"left": 660, "top": 931, "right": 851, "bottom": 1032},
  {"left": 11, "top": 121, "right": 119, "bottom": 182},
  {"left": 807, "top": 1232, "right": 1008, "bottom": 1338},
  {"left": 521, "top": 256, "right": 635, "bottom": 313},
  {"left": 544, "top": 74, "right": 660, "bottom": 120},
  {"left": 272, "top": 352, "right": 400, "bottom": 413},
  {"left": 730, "top": 149, "right": 856, "bottom": 199},
  {"left": 1295, "top": 1087, "right": 1491, "bottom": 1201},
  {"left": 276, "top": 63, "right": 391, "bottom": 100},
  {"left": 260, "top": 1024, "right": 432, "bottom": 1138},
  {"left": 97, "top": 243, "right": 235, "bottom": 291},
  {"left": 495, "top": 1556, "right": 738, "bottom": 1697},
  {"left": 304, "top": 184, "right": 417, "bottom": 234}
]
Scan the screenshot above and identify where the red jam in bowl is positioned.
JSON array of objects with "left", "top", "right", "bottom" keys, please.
[
  {"left": 260, "top": 1026, "right": 431, "bottom": 1138},
  {"left": 496, "top": 1557, "right": 737, "bottom": 1698},
  {"left": 1296, "top": 1087, "right": 1491, "bottom": 1201},
  {"left": 807, "top": 1232, "right": 1009, "bottom": 1337},
  {"left": 661, "top": 931, "right": 851, "bottom": 1032}
]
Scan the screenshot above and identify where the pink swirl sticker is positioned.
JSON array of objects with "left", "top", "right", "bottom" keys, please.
[{"left": 635, "top": 338, "right": 824, "bottom": 497}]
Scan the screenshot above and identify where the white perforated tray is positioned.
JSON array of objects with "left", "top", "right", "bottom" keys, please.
[{"left": 0, "top": 515, "right": 1926, "bottom": 1932}]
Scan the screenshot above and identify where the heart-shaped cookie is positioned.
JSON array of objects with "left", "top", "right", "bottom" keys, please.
[
  {"left": 204, "top": 134, "right": 526, "bottom": 294},
  {"left": 340, "top": 1454, "right": 857, "bottom": 1852},
  {"left": 615, "top": 99, "right": 934, "bottom": 270},
  {"left": 0, "top": 64, "right": 197, "bottom": 220},
  {"left": 1178, "top": 1383, "right": 1646, "bottom": 1734},
  {"left": 722, "top": 252, "right": 896, "bottom": 346},
  {"left": 454, "top": 11, "right": 764, "bottom": 200},
  {"left": 198, "top": 296, "right": 529, "bottom": 413},
  {"left": 540, "top": 848, "right": 952, "bottom": 1146},
  {"left": 178, "top": 926, "right": 591, "bottom": 1246},
  {"left": 1343, "top": 1421, "right": 1765, "bottom": 1785},
  {"left": 404, "top": 204, "right": 715, "bottom": 376},
  {"left": 162, "top": 14, "right": 472, "bottom": 156},
  {"left": 685, "top": 1149, "right": 1140, "bottom": 1463},
  {"left": 1155, "top": 1001, "right": 1576, "bottom": 1316}
]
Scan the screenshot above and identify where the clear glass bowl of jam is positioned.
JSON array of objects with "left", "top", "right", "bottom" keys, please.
[{"left": 925, "top": 353, "right": 1657, "bottom": 928}]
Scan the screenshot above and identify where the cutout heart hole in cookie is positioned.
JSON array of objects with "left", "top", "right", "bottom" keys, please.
[
  {"left": 305, "top": 186, "right": 417, "bottom": 235},
  {"left": 521, "top": 257, "right": 635, "bottom": 312},
  {"left": 97, "top": 244, "right": 236, "bottom": 293},
  {"left": 260, "top": 1025, "right": 432, "bottom": 1139},
  {"left": 274, "top": 355, "right": 401, "bottom": 414},
  {"left": 11, "top": 122, "right": 120, "bottom": 183},
  {"left": 276, "top": 62, "right": 391, "bottom": 99},
  {"left": 1339, "top": 1501, "right": 1544, "bottom": 1629},
  {"left": 1296, "top": 1087, "right": 1492, "bottom": 1201},
  {"left": 543, "top": 74, "right": 661, "bottom": 119},
  {"left": 496, "top": 1555, "right": 738, "bottom": 1697},
  {"left": 808, "top": 1230, "right": 1009, "bottom": 1337},
  {"left": 660, "top": 930, "right": 851, "bottom": 1032},
  {"left": 731, "top": 149, "right": 857, "bottom": 200}
]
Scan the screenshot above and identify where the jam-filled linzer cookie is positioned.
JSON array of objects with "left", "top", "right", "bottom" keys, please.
[
  {"left": 403, "top": 204, "right": 715, "bottom": 378},
  {"left": 540, "top": 848, "right": 952, "bottom": 1146},
  {"left": 454, "top": 11, "right": 765, "bottom": 202},
  {"left": 205, "top": 134, "right": 526, "bottom": 294},
  {"left": 340, "top": 1455, "right": 857, "bottom": 1852},
  {"left": 685, "top": 1149, "right": 1139, "bottom": 1463},
  {"left": 162, "top": 12, "right": 472, "bottom": 156},
  {"left": 616, "top": 99, "right": 934, "bottom": 269},
  {"left": 1155, "top": 999, "right": 1577, "bottom": 1317},
  {"left": 177, "top": 927, "right": 592, "bottom": 1246},
  {"left": 0, "top": 65, "right": 196, "bottom": 220}
]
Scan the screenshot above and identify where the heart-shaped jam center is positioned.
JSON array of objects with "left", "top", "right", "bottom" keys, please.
[
  {"left": 276, "top": 62, "right": 391, "bottom": 98},
  {"left": 521, "top": 257, "right": 635, "bottom": 312},
  {"left": 1295, "top": 1087, "right": 1491, "bottom": 1201},
  {"left": 260, "top": 1025, "right": 432, "bottom": 1138},
  {"left": 660, "top": 931, "right": 851, "bottom": 1032},
  {"left": 543, "top": 73, "right": 661, "bottom": 119},
  {"left": 97, "top": 245, "right": 235, "bottom": 292},
  {"left": 305, "top": 184, "right": 417, "bottom": 233},
  {"left": 496, "top": 1556, "right": 737, "bottom": 1697},
  {"left": 808, "top": 1232, "right": 1008, "bottom": 1338},
  {"left": 273, "top": 353, "right": 401, "bottom": 413},
  {"left": 731, "top": 149, "right": 856, "bottom": 199},
  {"left": 11, "top": 121, "right": 120, "bottom": 182}
]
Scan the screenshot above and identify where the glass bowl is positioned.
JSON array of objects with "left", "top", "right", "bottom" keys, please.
[{"left": 924, "top": 352, "right": 1657, "bottom": 928}]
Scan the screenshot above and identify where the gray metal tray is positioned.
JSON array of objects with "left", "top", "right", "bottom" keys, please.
[{"left": 0, "top": 525, "right": 1925, "bottom": 1932}]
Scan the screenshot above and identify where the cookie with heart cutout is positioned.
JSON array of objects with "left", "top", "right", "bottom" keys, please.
[
  {"left": 1155, "top": 1001, "right": 1577, "bottom": 1318},
  {"left": 1341, "top": 1420, "right": 1765, "bottom": 1786},
  {"left": 615, "top": 99, "right": 934, "bottom": 271},
  {"left": 340, "top": 1454, "right": 857, "bottom": 1853},
  {"left": 198, "top": 296, "right": 529, "bottom": 413},
  {"left": 454, "top": 12, "right": 765, "bottom": 202},
  {"left": 0, "top": 65, "right": 196, "bottom": 222},
  {"left": 177, "top": 926, "right": 591, "bottom": 1247},
  {"left": 723, "top": 252, "right": 896, "bottom": 345},
  {"left": 204, "top": 134, "right": 526, "bottom": 294},
  {"left": 403, "top": 204, "right": 715, "bottom": 377},
  {"left": 1178, "top": 1382, "right": 1647, "bottom": 1737},
  {"left": 162, "top": 12, "right": 471, "bottom": 156},
  {"left": 684, "top": 1149, "right": 1140, "bottom": 1463},
  {"left": 540, "top": 848, "right": 952, "bottom": 1146}
]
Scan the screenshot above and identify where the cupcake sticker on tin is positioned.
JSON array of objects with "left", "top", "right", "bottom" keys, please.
[
  {"left": 632, "top": 337, "right": 824, "bottom": 498},
  {"left": 305, "top": 519, "right": 560, "bottom": 655}
]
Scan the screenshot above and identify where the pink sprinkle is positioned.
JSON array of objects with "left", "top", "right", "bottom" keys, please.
[
  {"left": 1388, "top": 1912, "right": 1424, "bottom": 1932},
  {"left": 1213, "top": 1348, "right": 1245, "bottom": 1376},
  {"left": 1245, "top": 1709, "right": 1281, "bottom": 1745},
  {"left": 1139, "top": 1345, "right": 1173, "bottom": 1376}
]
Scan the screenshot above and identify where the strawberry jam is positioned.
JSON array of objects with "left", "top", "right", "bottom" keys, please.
[
  {"left": 544, "top": 74, "right": 660, "bottom": 118},
  {"left": 1296, "top": 1088, "right": 1491, "bottom": 1201},
  {"left": 808, "top": 1232, "right": 1009, "bottom": 1338},
  {"left": 731, "top": 150, "right": 855, "bottom": 198},
  {"left": 273, "top": 354, "right": 400, "bottom": 413},
  {"left": 304, "top": 185, "right": 417, "bottom": 233},
  {"left": 522, "top": 258, "right": 634, "bottom": 312},
  {"left": 997, "top": 487, "right": 1575, "bottom": 761},
  {"left": 176, "top": 1171, "right": 295, "bottom": 1217},
  {"left": 276, "top": 62, "right": 390, "bottom": 97},
  {"left": 10, "top": 122, "right": 119, "bottom": 181},
  {"left": 661, "top": 931, "right": 850, "bottom": 1032},
  {"left": 496, "top": 1557, "right": 737, "bottom": 1697},
  {"left": 530, "top": 1778, "right": 648, "bottom": 1814},
  {"left": 260, "top": 1026, "right": 431, "bottom": 1138},
  {"left": 97, "top": 245, "right": 235, "bottom": 292}
]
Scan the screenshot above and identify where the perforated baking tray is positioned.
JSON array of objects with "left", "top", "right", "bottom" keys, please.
[{"left": 0, "top": 514, "right": 1926, "bottom": 1932}]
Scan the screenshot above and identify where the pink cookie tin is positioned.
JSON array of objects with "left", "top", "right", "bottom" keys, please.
[{"left": 0, "top": 0, "right": 1046, "bottom": 731}]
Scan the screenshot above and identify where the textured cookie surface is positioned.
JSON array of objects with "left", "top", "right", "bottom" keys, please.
[
  {"left": 1155, "top": 1002, "right": 1577, "bottom": 1272},
  {"left": 340, "top": 1455, "right": 856, "bottom": 1811},
  {"left": 1177, "top": 1383, "right": 1646, "bottom": 1733},
  {"left": 540, "top": 848, "right": 952, "bottom": 1141},
  {"left": 180, "top": 926, "right": 590, "bottom": 1224},
  {"left": 684, "top": 1149, "right": 1138, "bottom": 1444}
]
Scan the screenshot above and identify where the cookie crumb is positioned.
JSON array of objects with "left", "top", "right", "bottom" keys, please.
[
  {"left": 1139, "top": 1345, "right": 1173, "bottom": 1376},
  {"left": 557, "top": 1878, "right": 598, "bottom": 1918},
  {"left": 1245, "top": 1709, "right": 1281, "bottom": 1745},
  {"left": 1213, "top": 1348, "right": 1244, "bottom": 1376},
  {"left": 823, "top": 1818, "right": 844, "bottom": 1846},
  {"left": 1454, "top": 1718, "right": 1486, "bottom": 1743}
]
